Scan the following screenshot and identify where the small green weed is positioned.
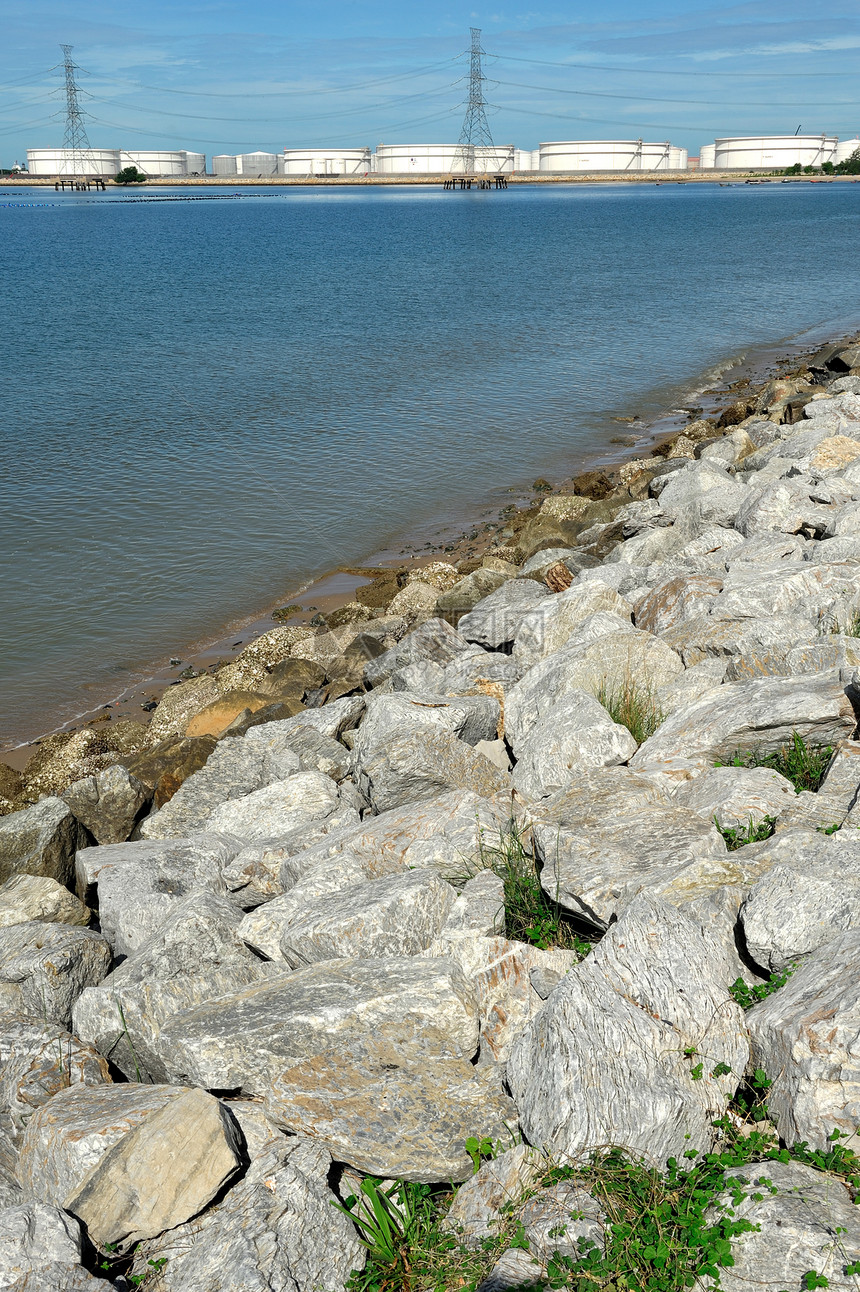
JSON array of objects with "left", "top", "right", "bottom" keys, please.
[
  {"left": 97, "top": 1243, "right": 166, "bottom": 1288},
  {"left": 718, "top": 732, "right": 833, "bottom": 795},
  {"left": 718, "top": 815, "right": 776, "bottom": 851},
  {"left": 730, "top": 964, "right": 797, "bottom": 1010},
  {"left": 597, "top": 674, "right": 664, "bottom": 746},
  {"left": 477, "top": 822, "right": 594, "bottom": 956}
]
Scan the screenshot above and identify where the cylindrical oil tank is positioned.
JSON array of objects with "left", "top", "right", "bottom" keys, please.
[
  {"left": 835, "top": 137, "right": 860, "bottom": 165},
  {"left": 513, "top": 148, "right": 534, "bottom": 171},
  {"left": 473, "top": 144, "right": 514, "bottom": 173},
  {"left": 236, "top": 152, "right": 278, "bottom": 176},
  {"left": 281, "top": 147, "right": 372, "bottom": 176},
  {"left": 181, "top": 151, "right": 206, "bottom": 175},
  {"left": 212, "top": 155, "right": 238, "bottom": 176},
  {"left": 374, "top": 144, "right": 462, "bottom": 173},
  {"left": 699, "top": 143, "right": 716, "bottom": 170},
  {"left": 540, "top": 141, "right": 640, "bottom": 171},
  {"left": 120, "top": 150, "right": 186, "bottom": 176},
  {"left": 712, "top": 136, "right": 837, "bottom": 169},
  {"left": 26, "top": 147, "right": 120, "bottom": 176},
  {"left": 668, "top": 146, "right": 688, "bottom": 169}
]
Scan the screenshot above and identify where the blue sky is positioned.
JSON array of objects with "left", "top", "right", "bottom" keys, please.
[{"left": 2, "top": 0, "right": 859, "bottom": 164}]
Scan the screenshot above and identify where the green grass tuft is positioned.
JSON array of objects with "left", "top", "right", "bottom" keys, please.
[
  {"left": 596, "top": 674, "right": 664, "bottom": 746},
  {"left": 718, "top": 815, "right": 777, "bottom": 852},
  {"left": 717, "top": 732, "right": 833, "bottom": 795}
]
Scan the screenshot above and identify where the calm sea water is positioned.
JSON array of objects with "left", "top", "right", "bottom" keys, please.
[{"left": 2, "top": 180, "right": 860, "bottom": 748}]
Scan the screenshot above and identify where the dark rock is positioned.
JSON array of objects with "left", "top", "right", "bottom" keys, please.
[
  {"left": 0, "top": 799, "right": 88, "bottom": 890},
  {"left": 716, "top": 397, "right": 755, "bottom": 428},
  {"left": 572, "top": 470, "right": 613, "bottom": 500},
  {"left": 258, "top": 657, "right": 325, "bottom": 700},
  {"left": 124, "top": 736, "right": 217, "bottom": 809}
]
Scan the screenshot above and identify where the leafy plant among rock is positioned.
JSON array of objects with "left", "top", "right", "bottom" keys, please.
[
  {"left": 718, "top": 732, "right": 833, "bottom": 794},
  {"left": 730, "top": 964, "right": 797, "bottom": 1009},
  {"left": 718, "top": 815, "right": 776, "bottom": 851},
  {"left": 477, "top": 822, "right": 594, "bottom": 956},
  {"left": 597, "top": 674, "right": 664, "bottom": 746}
]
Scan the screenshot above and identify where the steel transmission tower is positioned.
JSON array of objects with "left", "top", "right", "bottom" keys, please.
[
  {"left": 455, "top": 28, "right": 495, "bottom": 174},
  {"left": 60, "top": 45, "right": 96, "bottom": 180}
]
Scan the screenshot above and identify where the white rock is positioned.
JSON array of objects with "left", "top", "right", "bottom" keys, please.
[
  {"left": 0, "top": 877, "right": 89, "bottom": 930},
  {"left": 0, "top": 925, "right": 111, "bottom": 1027},
  {"left": 0, "top": 1204, "right": 83, "bottom": 1291},
  {"left": 673, "top": 766, "right": 797, "bottom": 830},
  {"left": 204, "top": 771, "right": 341, "bottom": 840},
  {"left": 512, "top": 582, "right": 632, "bottom": 667},
  {"left": 510, "top": 689, "right": 637, "bottom": 800},
  {"left": 458, "top": 579, "right": 550, "bottom": 649}
]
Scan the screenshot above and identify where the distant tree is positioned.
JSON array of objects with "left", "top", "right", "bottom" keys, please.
[
  {"left": 114, "top": 166, "right": 147, "bottom": 185},
  {"left": 837, "top": 148, "right": 860, "bottom": 175},
  {"left": 822, "top": 161, "right": 835, "bottom": 174},
  {"left": 784, "top": 162, "right": 802, "bottom": 175}
]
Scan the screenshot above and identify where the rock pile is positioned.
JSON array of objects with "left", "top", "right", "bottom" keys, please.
[{"left": 2, "top": 343, "right": 860, "bottom": 1288}]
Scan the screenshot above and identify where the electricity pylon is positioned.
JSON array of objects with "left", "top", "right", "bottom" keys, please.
[
  {"left": 454, "top": 28, "right": 495, "bottom": 174},
  {"left": 61, "top": 45, "right": 97, "bottom": 180}
]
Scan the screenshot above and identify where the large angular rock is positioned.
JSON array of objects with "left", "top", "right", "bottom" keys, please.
[
  {"left": 204, "top": 772, "right": 342, "bottom": 840},
  {"left": 632, "top": 672, "right": 857, "bottom": 772},
  {"left": 0, "top": 877, "right": 89, "bottom": 930},
  {"left": 633, "top": 574, "right": 723, "bottom": 635},
  {"left": 512, "top": 582, "right": 632, "bottom": 667},
  {"left": 507, "top": 895, "right": 748, "bottom": 1166},
  {"left": 715, "top": 560, "right": 860, "bottom": 623},
  {"left": 519, "top": 1182, "right": 606, "bottom": 1265},
  {"left": 61, "top": 765, "right": 148, "bottom": 845},
  {"left": 18, "top": 1085, "right": 242, "bottom": 1250},
  {"left": 441, "top": 870, "right": 505, "bottom": 937},
  {"left": 698, "top": 1160, "right": 860, "bottom": 1292},
  {"left": 0, "top": 1204, "right": 87, "bottom": 1290},
  {"left": 747, "top": 929, "right": 860, "bottom": 1150},
  {"left": 818, "top": 738, "right": 860, "bottom": 807},
  {"left": 139, "top": 736, "right": 301, "bottom": 839},
  {"left": 123, "top": 733, "right": 217, "bottom": 808},
  {"left": 129, "top": 1135, "right": 364, "bottom": 1292},
  {"left": 73, "top": 891, "right": 275, "bottom": 1083},
  {"left": 510, "top": 690, "right": 637, "bottom": 800},
  {"left": 0, "top": 801, "right": 87, "bottom": 892},
  {"left": 146, "top": 674, "right": 222, "bottom": 743},
  {"left": 438, "top": 649, "right": 525, "bottom": 698},
  {"left": 157, "top": 956, "right": 479, "bottom": 1095},
  {"left": 506, "top": 629, "right": 683, "bottom": 748},
  {"left": 531, "top": 794, "right": 725, "bottom": 929},
  {"left": 0, "top": 925, "right": 110, "bottom": 1027},
  {"left": 0, "top": 1014, "right": 110, "bottom": 1137},
  {"left": 266, "top": 1052, "right": 517, "bottom": 1183},
  {"left": 658, "top": 613, "right": 816, "bottom": 668},
  {"left": 80, "top": 834, "right": 242, "bottom": 957},
  {"left": 435, "top": 568, "right": 510, "bottom": 625},
  {"left": 245, "top": 695, "right": 365, "bottom": 744},
  {"left": 261, "top": 723, "right": 352, "bottom": 781},
  {"left": 356, "top": 730, "right": 509, "bottom": 813},
  {"left": 364, "top": 618, "right": 474, "bottom": 687},
  {"left": 672, "top": 766, "right": 797, "bottom": 830},
  {"left": 740, "top": 832, "right": 860, "bottom": 972},
  {"left": 354, "top": 693, "right": 500, "bottom": 761},
  {"left": 279, "top": 869, "right": 457, "bottom": 968},
  {"left": 458, "top": 580, "right": 550, "bottom": 649},
  {"left": 476, "top": 1248, "right": 544, "bottom": 1292}
]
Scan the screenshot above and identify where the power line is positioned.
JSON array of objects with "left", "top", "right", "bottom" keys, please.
[
  {"left": 492, "top": 53, "right": 857, "bottom": 79},
  {"left": 497, "top": 78, "right": 859, "bottom": 109}
]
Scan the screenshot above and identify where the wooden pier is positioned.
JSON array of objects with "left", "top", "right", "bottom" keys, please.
[
  {"left": 442, "top": 174, "right": 508, "bottom": 190},
  {"left": 54, "top": 178, "right": 107, "bottom": 192}
]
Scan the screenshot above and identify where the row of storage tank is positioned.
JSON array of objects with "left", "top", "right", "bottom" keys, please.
[{"left": 25, "top": 135, "right": 860, "bottom": 177}]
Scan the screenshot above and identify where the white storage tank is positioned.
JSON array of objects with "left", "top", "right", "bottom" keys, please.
[
  {"left": 699, "top": 144, "right": 716, "bottom": 170},
  {"left": 26, "top": 147, "right": 120, "bottom": 177},
  {"left": 513, "top": 148, "right": 534, "bottom": 171},
  {"left": 181, "top": 151, "right": 206, "bottom": 175},
  {"left": 375, "top": 144, "right": 462, "bottom": 174},
  {"left": 281, "top": 148, "right": 372, "bottom": 176},
  {"left": 712, "top": 136, "right": 837, "bottom": 170},
  {"left": 120, "top": 150, "right": 186, "bottom": 176},
  {"left": 668, "top": 146, "right": 688, "bottom": 170},
  {"left": 539, "top": 141, "right": 636, "bottom": 171},
  {"left": 835, "top": 137, "right": 860, "bottom": 165},
  {"left": 212, "top": 155, "right": 238, "bottom": 176},
  {"left": 236, "top": 152, "right": 278, "bottom": 176}
]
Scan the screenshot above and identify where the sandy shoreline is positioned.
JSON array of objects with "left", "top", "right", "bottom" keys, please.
[
  {"left": 4, "top": 319, "right": 858, "bottom": 771},
  {"left": 4, "top": 174, "right": 860, "bottom": 188}
]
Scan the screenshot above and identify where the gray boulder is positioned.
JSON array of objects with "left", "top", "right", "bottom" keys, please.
[
  {"left": 510, "top": 689, "right": 637, "bottom": 800},
  {"left": 0, "top": 1204, "right": 85, "bottom": 1290},
  {"left": 531, "top": 793, "right": 725, "bottom": 929},
  {"left": 475, "top": 1248, "right": 545, "bottom": 1292},
  {"left": 267, "top": 1052, "right": 517, "bottom": 1183},
  {"left": 672, "top": 766, "right": 797, "bottom": 830},
  {"left": 245, "top": 695, "right": 365, "bottom": 744},
  {"left": 443, "top": 1143, "right": 544, "bottom": 1248},
  {"left": 739, "top": 830, "right": 860, "bottom": 975},
  {"left": 262, "top": 724, "right": 353, "bottom": 781},
  {"left": 632, "top": 672, "right": 857, "bottom": 773},
  {"left": 364, "top": 619, "right": 474, "bottom": 687},
  {"left": 697, "top": 1160, "right": 860, "bottom": 1292},
  {"left": 356, "top": 729, "right": 510, "bottom": 814},
  {"left": 440, "top": 870, "right": 505, "bottom": 937},
  {"left": 73, "top": 891, "right": 275, "bottom": 1082},
  {"left": 220, "top": 802, "right": 361, "bottom": 910},
  {"left": 512, "top": 582, "right": 632, "bottom": 667},
  {"left": 658, "top": 613, "right": 816, "bottom": 668},
  {"left": 61, "top": 765, "right": 148, "bottom": 845},
  {"left": 354, "top": 692, "right": 500, "bottom": 759},
  {"left": 458, "top": 580, "right": 550, "bottom": 649},
  {"left": 279, "top": 868, "right": 457, "bottom": 968},
  {"left": 0, "top": 801, "right": 87, "bottom": 892},
  {"left": 19, "top": 1085, "right": 242, "bottom": 1251},
  {"left": 435, "top": 568, "right": 510, "bottom": 625},
  {"left": 82, "top": 833, "right": 242, "bottom": 957},
  {"left": 748, "top": 928, "right": 860, "bottom": 1150},
  {"left": 0, "top": 925, "right": 110, "bottom": 1027},
  {"left": 140, "top": 736, "right": 300, "bottom": 840},
  {"left": 204, "top": 772, "right": 342, "bottom": 840},
  {"left": 633, "top": 574, "right": 723, "bottom": 635},
  {"left": 0, "top": 1014, "right": 110, "bottom": 1137},
  {"left": 0, "top": 877, "right": 89, "bottom": 930},
  {"left": 508, "top": 894, "right": 748, "bottom": 1166},
  {"left": 156, "top": 955, "right": 480, "bottom": 1095},
  {"left": 129, "top": 1136, "right": 365, "bottom": 1292},
  {"left": 519, "top": 1182, "right": 606, "bottom": 1264},
  {"left": 438, "top": 650, "right": 525, "bottom": 697}
]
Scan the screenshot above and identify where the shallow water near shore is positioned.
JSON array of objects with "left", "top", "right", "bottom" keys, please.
[{"left": 2, "top": 180, "right": 860, "bottom": 749}]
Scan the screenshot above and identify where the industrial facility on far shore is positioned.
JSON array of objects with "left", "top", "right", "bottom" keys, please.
[{"left": 23, "top": 134, "right": 860, "bottom": 178}]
